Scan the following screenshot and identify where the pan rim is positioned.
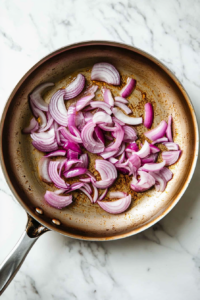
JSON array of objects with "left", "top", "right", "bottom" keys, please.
[{"left": 0, "top": 40, "right": 199, "bottom": 241}]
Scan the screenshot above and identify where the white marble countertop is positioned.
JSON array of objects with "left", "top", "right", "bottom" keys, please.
[{"left": 1, "top": 0, "right": 200, "bottom": 299}]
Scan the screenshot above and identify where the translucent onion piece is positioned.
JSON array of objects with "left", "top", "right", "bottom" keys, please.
[
  {"left": 149, "top": 172, "right": 167, "bottom": 192},
  {"left": 79, "top": 187, "right": 93, "bottom": 203},
  {"left": 123, "top": 125, "right": 137, "bottom": 142},
  {"left": 92, "top": 184, "right": 99, "bottom": 203},
  {"left": 160, "top": 167, "right": 173, "bottom": 182},
  {"left": 32, "top": 141, "right": 58, "bottom": 152},
  {"left": 93, "top": 111, "right": 112, "bottom": 124},
  {"left": 144, "top": 103, "right": 154, "bottom": 129},
  {"left": 139, "top": 161, "right": 166, "bottom": 172},
  {"left": 64, "top": 74, "right": 85, "bottom": 100},
  {"left": 63, "top": 140, "right": 82, "bottom": 153},
  {"left": 152, "top": 137, "right": 168, "bottom": 144},
  {"left": 112, "top": 108, "right": 142, "bottom": 125},
  {"left": 59, "top": 127, "right": 82, "bottom": 143},
  {"left": 131, "top": 171, "right": 155, "bottom": 192},
  {"left": 63, "top": 168, "right": 87, "bottom": 178},
  {"left": 38, "top": 157, "right": 51, "bottom": 183},
  {"left": 102, "top": 87, "right": 114, "bottom": 106},
  {"left": 98, "top": 189, "right": 108, "bottom": 201},
  {"left": 38, "top": 112, "right": 53, "bottom": 132},
  {"left": 49, "top": 89, "right": 68, "bottom": 126},
  {"left": 149, "top": 144, "right": 160, "bottom": 154},
  {"left": 45, "top": 150, "right": 66, "bottom": 157},
  {"left": 141, "top": 153, "right": 158, "bottom": 164},
  {"left": 91, "top": 62, "right": 120, "bottom": 85},
  {"left": 135, "top": 141, "right": 150, "bottom": 158},
  {"left": 30, "top": 82, "right": 54, "bottom": 111},
  {"left": 114, "top": 96, "right": 128, "bottom": 104},
  {"left": 144, "top": 120, "right": 167, "bottom": 141},
  {"left": 162, "top": 150, "right": 181, "bottom": 166},
  {"left": 48, "top": 161, "right": 69, "bottom": 189},
  {"left": 90, "top": 101, "right": 112, "bottom": 115},
  {"left": 97, "top": 195, "right": 131, "bottom": 214},
  {"left": 166, "top": 115, "right": 173, "bottom": 142},
  {"left": 23, "top": 118, "right": 39, "bottom": 134},
  {"left": 104, "top": 122, "right": 124, "bottom": 152},
  {"left": 31, "top": 127, "right": 55, "bottom": 145},
  {"left": 81, "top": 122, "right": 105, "bottom": 153},
  {"left": 114, "top": 102, "right": 132, "bottom": 114},
  {"left": 120, "top": 77, "right": 136, "bottom": 98},
  {"left": 44, "top": 191, "right": 72, "bottom": 209},
  {"left": 163, "top": 142, "right": 179, "bottom": 151}
]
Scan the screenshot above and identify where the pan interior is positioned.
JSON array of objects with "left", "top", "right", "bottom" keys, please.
[{"left": 1, "top": 43, "right": 198, "bottom": 239}]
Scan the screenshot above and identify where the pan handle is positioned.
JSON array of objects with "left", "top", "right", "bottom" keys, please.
[{"left": 0, "top": 214, "right": 49, "bottom": 295}]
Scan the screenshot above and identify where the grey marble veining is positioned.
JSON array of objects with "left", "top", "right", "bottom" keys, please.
[{"left": 0, "top": 0, "right": 200, "bottom": 299}]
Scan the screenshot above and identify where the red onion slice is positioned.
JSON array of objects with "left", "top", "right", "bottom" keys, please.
[
  {"left": 67, "top": 149, "right": 79, "bottom": 160},
  {"left": 112, "top": 108, "right": 142, "bottom": 125},
  {"left": 144, "top": 120, "right": 167, "bottom": 141},
  {"left": 76, "top": 112, "right": 86, "bottom": 131},
  {"left": 120, "top": 77, "right": 136, "bottom": 98},
  {"left": 54, "top": 122, "right": 61, "bottom": 146},
  {"left": 109, "top": 157, "right": 118, "bottom": 164},
  {"left": 108, "top": 191, "right": 127, "bottom": 198},
  {"left": 98, "top": 189, "right": 108, "bottom": 201},
  {"left": 105, "top": 123, "right": 124, "bottom": 152},
  {"left": 45, "top": 150, "right": 66, "bottom": 157},
  {"left": 49, "top": 161, "right": 69, "bottom": 189},
  {"left": 152, "top": 137, "right": 168, "bottom": 144},
  {"left": 64, "top": 159, "right": 82, "bottom": 171},
  {"left": 38, "top": 157, "right": 52, "bottom": 183},
  {"left": 98, "top": 123, "right": 118, "bottom": 132},
  {"left": 59, "top": 127, "right": 82, "bottom": 143},
  {"left": 144, "top": 103, "right": 154, "bottom": 129},
  {"left": 97, "top": 195, "right": 131, "bottom": 214},
  {"left": 92, "top": 178, "right": 115, "bottom": 189},
  {"left": 128, "top": 154, "right": 141, "bottom": 169},
  {"left": 139, "top": 161, "right": 165, "bottom": 172},
  {"left": 95, "top": 159, "right": 117, "bottom": 180},
  {"left": 83, "top": 183, "right": 92, "bottom": 194},
  {"left": 90, "top": 101, "right": 112, "bottom": 115},
  {"left": 131, "top": 171, "right": 155, "bottom": 192},
  {"left": 64, "top": 74, "right": 85, "bottom": 100},
  {"left": 163, "top": 142, "right": 179, "bottom": 151},
  {"left": 81, "top": 122, "right": 105, "bottom": 153},
  {"left": 114, "top": 102, "right": 132, "bottom": 114},
  {"left": 166, "top": 115, "right": 173, "bottom": 142},
  {"left": 91, "top": 62, "right": 120, "bottom": 85},
  {"left": 149, "top": 172, "right": 167, "bottom": 192},
  {"left": 102, "top": 87, "right": 114, "bottom": 106},
  {"left": 94, "top": 126, "right": 105, "bottom": 144},
  {"left": 135, "top": 141, "right": 150, "bottom": 158},
  {"left": 63, "top": 167, "right": 87, "bottom": 178},
  {"left": 80, "top": 187, "right": 93, "bottom": 203},
  {"left": 32, "top": 141, "right": 58, "bottom": 152},
  {"left": 84, "top": 112, "right": 93, "bottom": 123},
  {"left": 162, "top": 151, "right": 181, "bottom": 166},
  {"left": 23, "top": 118, "right": 39, "bottom": 134},
  {"left": 114, "top": 143, "right": 126, "bottom": 158},
  {"left": 65, "top": 182, "right": 85, "bottom": 193},
  {"left": 80, "top": 177, "right": 91, "bottom": 183},
  {"left": 123, "top": 125, "right": 137, "bottom": 142},
  {"left": 114, "top": 96, "right": 128, "bottom": 104},
  {"left": 49, "top": 90, "right": 68, "bottom": 126},
  {"left": 44, "top": 191, "right": 72, "bottom": 209},
  {"left": 101, "top": 149, "right": 119, "bottom": 159},
  {"left": 141, "top": 153, "right": 158, "bottom": 164},
  {"left": 112, "top": 117, "right": 125, "bottom": 126},
  {"left": 150, "top": 144, "right": 160, "bottom": 153},
  {"left": 126, "top": 142, "right": 139, "bottom": 152},
  {"left": 76, "top": 154, "right": 88, "bottom": 169},
  {"left": 68, "top": 105, "right": 77, "bottom": 135},
  {"left": 31, "top": 127, "right": 55, "bottom": 145},
  {"left": 63, "top": 140, "right": 82, "bottom": 154},
  {"left": 92, "top": 184, "right": 99, "bottom": 203},
  {"left": 93, "top": 111, "right": 112, "bottom": 124},
  {"left": 38, "top": 112, "right": 54, "bottom": 133},
  {"left": 160, "top": 167, "right": 173, "bottom": 182},
  {"left": 30, "top": 82, "right": 54, "bottom": 112},
  {"left": 76, "top": 94, "right": 95, "bottom": 111}
]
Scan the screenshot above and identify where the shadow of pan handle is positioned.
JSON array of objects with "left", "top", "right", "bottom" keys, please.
[{"left": 0, "top": 214, "right": 49, "bottom": 295}]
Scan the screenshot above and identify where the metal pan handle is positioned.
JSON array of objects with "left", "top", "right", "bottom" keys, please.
[{"left": 0, "top": 214, "right": 49, "bottom": 295}]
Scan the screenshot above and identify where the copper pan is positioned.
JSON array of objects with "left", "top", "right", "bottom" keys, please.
[{"left": 0, "top": 41, "right": 198, "bottom": 294}]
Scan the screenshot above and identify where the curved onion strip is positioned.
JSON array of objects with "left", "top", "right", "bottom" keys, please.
[
  {"left": 30, "top": 105, "right": 47, "bottom": 128},
  {"left": 32, "top": 141, "right": 58, "bottom": 152},
  {"left": 79, "top": 187, "right": 93, "bottom": 203},
  {"left": 139, "top": 161, "right": 165, "bottom": 172},
  {"left": 76, "top": 94, "right": 95, "bottom": 111},
  {"left": 90, "top": 101, "right": 112, "bottom": 115},
  {"left": 79, "top": 177, "right": 91, "bottom": 183},
  {"left": 163, "top": 142, "right": 179, "bottom": 151},
  {"left": 94, "top": 126, "right": 105, "bottom": 144},
  {"left": 149, "top": 172, "right": 167, "bottom": 192},
  {"left": 150, "top": 144, "right": 160, "bottom": 153},
  {"left": 152, "top": 137, "right": 168, "bottom": 144},
  {"left": 109, "top": 157, "right": 118, "bottom": 164},
  {"left": 112, "top": 117, "right": 125, "bottom": 126},
  {"left": 81, "top": 122, "right": 104, "bottom": 153},
  {"left": 63, "top": 168, "right": 87, "bottom": 178},
  {"left": 64, "top": 74, "right": 85, "bottom": 100},
  {"left": 23, "top": 118, "right": 39, "bottom": 134},
  {"left": 64, "top": 159, "right": 81, "bottom": 171},
  {"left": 45, "top": 150, "right": 66, "bottom": 157},
  {"left": 92, "top": 185, "right": 99, "bottom": 203},
  {"left": 76, "top": 112, "right": 86, "bottom": 131},
  {"left": 112, "top": 108, "right": 142, "bottom": 125},
  {"left": 114, "top": 96, "right": 128, "bottom": 104},
  {"left": 102, "top": 87, "right": 114, "bottom": 106},
  {"left": 144, "top": 120, "right": 167, "bottom": 141},
  {"left": 144, "top": 103, "right": 154, "bottom": 129},
  {"left": 135, "top": 141, "right": 150, "bottom": 158},
  {"left": 63, "top": 140, "right": 81, "bottom": 153},
  {"left": 83, "top": 183, "right": 92, "bottom": 194},
  {"left": 114, "top": 102, "right": 132, "bottom": 114},
  {"left": 114, "top": 143, "right": 126, "bottom": 158},
  {"left": 101, "top": 149, "right": 119, "bottom": 159},
  {"left": 31, "top": 127, "right": 55, "bottom": 144},
  {"left": 98, "top": 123, "right": 118, "bottom": 131},
  {"left": 92, "top": 178, "right": 114, "bottom": 189},
  {"left": 44, "top": 191, "right": 72, "bottom": 209},
  {"left": 128, "top": 154, "right": 141, "bottom": 169},
  {"left": 76, "top": 154, "right": 88, "bottom": 169},
  {"left": 98, "top": 189, "right": 108, "bottom": 201},
  {"left": 97, "top": 195, "right": 131, "bottom": 214},
  {"left": 59, "top": 127, "right": 82, "bottom": 143},
  {"left": 95, "top": 159, "right": 117, "bottom": 181},
  {"left": 131, "top": 171, "right": 155, "bottom": 192},
  {"left": 38, "top": 112, "right": 53, "bottom": 132},
  {"left": 118, "top": 152, "right": 125, "bottom": 163},
  {"left": 108, "top": 191, "right": 127, "bottom": 198},
  {"left": 65, "top": 182, "right": 84, "bottom": 193},
  {"left": 104, "top": 123, "right": 124, "bottom": 152},
  {"left": 126, "top": 142, "right": 139, "bottom": 152},
  {"left": 162, "top": 151, "right": 181, "bottom": 166},
  {"left": 93, "top": 111, "right": 112, "bottom": 124},
  {"left": 30, "top": 82, "right": 54, "bottom": 111},
  {"left": 38, "top": 157, "right": 51, "bottom": 183},
  {"left": 123, "top": 125, "right": 137, "bottom": 142},
  {"left": 166, "top": 115, "right": 173, "bottom": 142},
  {"left": 91, "top": 62, "right": 120, "bottom": 85},
  {"left": 160, "top": 167, "right": 173, "bottom": 182},
  {"left": 141, "top": 153, "right": 158, "bottom": 164},
  {"left": 68, "top": 105, "right": 76, "bottom": 135},
  {"left": 120, "top": 77, "right": 136, "bottom": 98},
  {"left": 49, "top": 161, "right": 69, "bottom": 189},
  {"left": 49, "top": 89, "right": 68, "bottom": 126},
  {"left": 67, "top": 149, "right": 79, "bottom": 160}
]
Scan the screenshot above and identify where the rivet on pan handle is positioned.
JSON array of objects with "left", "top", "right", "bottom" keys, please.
[{"left": 0, "top": 214, "right": 49, "bottom": 295}]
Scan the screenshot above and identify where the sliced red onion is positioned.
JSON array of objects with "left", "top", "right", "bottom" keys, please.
[
  {"left": 123, "top": 125, "right": 137, "bottom": 142},
  {"left": 32, "top": 141, "right": 58, "bottom": 152},
  {"left": 150, "top": 144, "right": 160, "bottom": 153},
  {"left": 49, "top": 161, "right": 69, "bottom": 189},
  {"left": 139, "top": 161, "right": 165, "bottom": 172},
  {"left": 112, "top": 117, "right": 125, "bottom": 126},
  {"left": 81, "top": 122, "right": 104, "bottom": 153},
  {"left": 45, "top": 150, "right": 66, "bottom": 157},
  {"left": 163, "top": 142, "right": 179, "bottom": 151},
  {"left": 76, "top": 154, "right": 88, "bottom": 169},
  {"left": 23, "top": 118, "right": 39, "bottom": 133},
  {"left": 91, "top": 62, "right": 120, "bottom": 85},
  {"left": 68, "top": 105, "right": 77, "bottom": 135},
  {"left": 120, "top": 77, "right": 136, "bottom": 98},
  {"left": 152, "top": 137, "right": 168, "bottom": 144},
  {"left": 94, "top": 126, "right": 105, "bottom": 144},
  {"left": 166, "top": 115, "right": 173, "bottom": 142},
  {"left": 38, "top": 112, "right": 54, "bottom": 132},
  {"left": 58, "top": 127, "right": 82, "bottom": 143},
  {"left": 105, "top": 123, "right": 124, "bottom": 152},
  {"left": 83, "top": 183, "right": 92, "bottom": 194},
  {"left": 109, "top": 157, "right": 118, "bottom": 164},
  {"left": 144, "top": 120, "right": 167, "bottom": 141},
  {"left": 44, "top": 191, "right": 72, "bottom": 209},
  {"left": 64, "top": 74, "right": 85, "bottom": 100},
  {"left": 101, "top": 149, "right": 119, "bottom": 159},
  {"left": 76, "top": 112, "right": 86, "bottom": 131},
  {"left": 102, "top": 87, "right": 114, "bottom": 106},
  {"left": 114, "top": 102, "right": 132, "bottom": 114},
  {"left": 31, "top": 106, "right": 47, "bottom": 129},
  {"left": 76, "top": 94, "right": 95, "bottom": 111},
  {"left": 84, "top": 111, "right": 93, "bottom": 123},
  {"left": 92, "top": 185, "right": 99, "bottom": 203},
  {"left": 126, "top": 142, "right": 139, "bottom": 152},
  {"left": 90, "top": 101, "right": 112, "bottom": 115},
  {"left": 118, "top": 152, "right": 125, "bottom": 163},
  {"left": 97, "top": 195, "right": 131, "bottom": 214},
  {"left": 93, "top": 111, "right": 112, "bottom": 124},
  {"left": 38, "top": 157, "right": 51, "bottom": 183},
  {"left": 64, "top": 159, "right": 82, "bottom": 171},
  {"left": 112, "top": 108, "right": 142, "bottom": 125},
  {"left": 114, "top": 96, "right": 128, "bottom": 104},
  {"left": 160, "top": 167, "right": 173, "bottom": 182},
  {"left": 54, "top": 189, "right": 68, "bottom": 195},
  {"left": 128, "top": 154, "right": 141, "bottom": 169},
  {"left": 95, "top": 159, "right": 117, "bottom": 180},
  {"left": 58, "top": 158, "right": 68, "bottom": 176},
  {"left": 66, "top": 182, "right": 85, "bottom": 193},
  {"left": 108, "top": 191, "right": 127, "bottom": 198},
  {"left": 49, "top": 89, "right": 68, "bottom": 126},
  {"left": 131, "top": 171, "right": 155, "bottom": 192},
  {"left": 98, "top": 123, "right": 118, "bottom": 132},
  {"left": 114, "top": 143, "right": 126, "bottom": 157},
  {"left": 80, "top": 177, "right": 91, "bottom": 183},
  {"left": 135, "top": 141, "right": 150, "bottom": 158},
  {"left": 30, "top": 82, "right": 54, "bottom": 112},
  {"left": 67, "top": 149, "right": 79, "bottom": 160},
  {"left": 149, "top": 172, "right": 167, "bottom": 192},
  {"left": 63, "top": 167, "right": 87, "bottom": 178},
  {"left": 63, "top": 140, "right": 81, "bottom": 154},
  {"left": 115, "top": 161, "right": 130, "bottom": 174},
  {"left": 86, "top": 170, "right": 96, "bottom": 181},
  {"left": 117, "top": 167, "right": 129, "bottom": 175},
  {"left": 98, "top": 189, "right": 108, "bottom": 201},
  {"left": 141, "top": 153, "right": 158, "bottom": 164},
  {"left": 92, "top": 178, "right": 114, "bottom": 189},
  {"left": 144, "top": 103, "right": 154, "bottom": 129},
  {"left": 162, "top": 151, "right": 181, "bottom": 166},
  {"left": 54, "top": 122, "right": 61, "bottom": 146},
  {"left": 31, "top": 127, "right": 55, "bottom": 145},
  {"left": 79, "top": 187, "right": 93, "bottom": 203}
]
